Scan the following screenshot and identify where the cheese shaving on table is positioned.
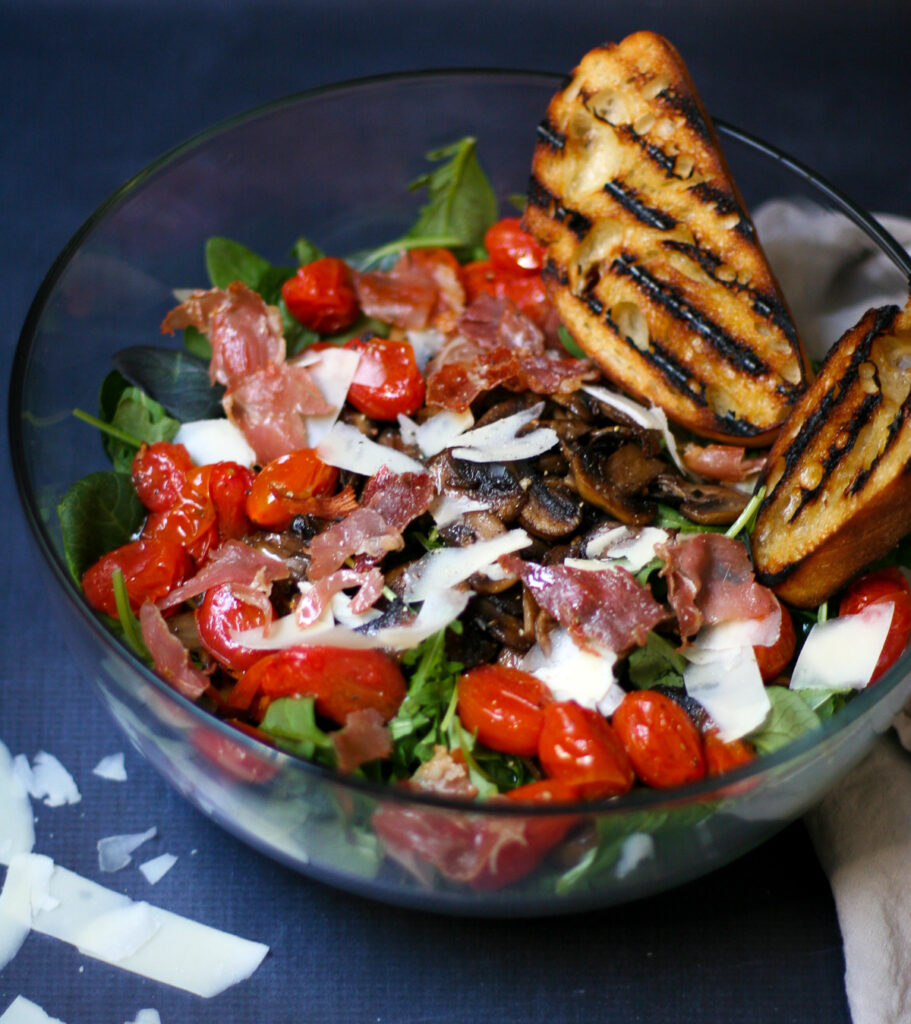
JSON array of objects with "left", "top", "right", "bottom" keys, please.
[
  {"left": 139, "top": 854, "right": 177, "bottom": 886},
  {"left": 0, "top": 996, "right": 68, "bottom": 1024},
  {"left": 790, "top": 602, "right": 894, "bottom": 691},
  {"left": 92, "top": 752, "right": 127, "bottom": 782},
  {"left": 0, "top": 742, "right": 34, "bottom": 867},
  {"left": 12, "top": 752, "right": 80, "bottom": 808},
  {"left": 97, "top": 827, "right": 157, "bottom": 873},
  {"left": 316, "top": 420, "right": 424, "bottom": 475}
]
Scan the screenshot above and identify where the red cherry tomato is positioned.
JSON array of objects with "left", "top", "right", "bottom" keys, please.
[
  {"left": 245, "top": 449, "right": 339, "bottom": 531},
  {"left": 131, "top": 441, "right": 194, "bottom": 512},
  {"left": 484, "top": 217, "right": 546, "bottom": 274},
  {"left": 754, "top": 600, "right": 796, "bottom": 682},
  {"left": 537, "top": 701, "right": 634, "bottom": 800},
  {"left": 190, "top": 721, "right": 278, "bottom": 784},
  {"left": 196, "top": 582, "right": 273, "bottom": 673},
  {"left": 456, "top": 664, "right": 553, "bottom": 757},
  {"left": 82, "top": 536, "right": 194, "bottom": 617},
  {"left": 461, "top": 259, "right": 553, "bottom": 330},
  {"left": 703, "top": 730, "right": 756, "bottom": 777},
  {"left": 208, "top": 461, "right": 255, "bottom": 540},
  {"left": 611, "top": 690, "right": 706, "bottom": 790},
  {"left": 281, "top": 256, "right": 360, "bottom": 334},
  {"left": 141, "top": 465, "right": 218, "bottom": 564},
  {"left": 229, "top": 645, "right": 407, "bottom": 725},
  {"left": 343, "top": 336, "right": 425, "bottom": 421},
  {"left": 839, "top": 568, "right": 911, "bottom": 682}
]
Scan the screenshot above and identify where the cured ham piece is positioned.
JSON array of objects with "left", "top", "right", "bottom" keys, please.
[
  {"left": 503, "top": 556, "right": 665, "bottom": 656},
  {"left": 661, "top": 533, "right": 780, "bottom": 640},
  {"left": 295, "top": 568, "right": 385, "bottom": 627},
  {"left": 682, "top": 443, "right": 767, "bottom": 482},
  {"left": 354, "top": 249, "right": 466, "bottom": 332},
  {"left": 161, "top": 282, "right": 285, "bottom": 388},
  {"left": 331, "top": 708, "right": 393, "bottom": 773},
  {"left": 139, "top": 602, "right": 210, "bottom": 700},
  {"left": 223, "top": 361, "right": 333, "bottom": 465},
  {"left": 306, "top": 469, "right": 434, "bottom": 581},
  {"left": 157, "top": 539, "right": 289, "bottom": 612}
]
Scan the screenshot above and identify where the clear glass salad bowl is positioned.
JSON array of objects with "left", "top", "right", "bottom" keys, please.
[{"left": 10, "top": 70, "right": 911, "bottom": 915}]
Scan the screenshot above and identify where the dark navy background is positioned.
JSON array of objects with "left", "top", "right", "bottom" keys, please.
[{"left": 3, "top": 1, "right": 910, "bottom": 1020}]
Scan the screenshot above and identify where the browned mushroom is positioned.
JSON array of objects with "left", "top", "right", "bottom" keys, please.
[
  {"left": 427, "top": 451, "right": 527, "bottom": 523},
  {"left": 517, "top": 475, "right": 583, "bottom": 540},
  {"left": 651, "top": 473, "right": 750, "bottom": 526},
  {"left": 569, "top": 433, "right": 665, "bottom": 526}
]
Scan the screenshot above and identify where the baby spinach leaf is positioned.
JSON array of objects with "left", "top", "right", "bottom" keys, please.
[
  {"left": 747, "top": 685, "right": 822, "bottom": 755},
  {"left": 205, "top": 237, "right": 294, "bottom": 303},
  {"left": 627, "top": 631, "right": 686, "bottom": 689},
  {"left": 259, "top": 697, "right": 336, "bottom": 767},
  {"left": 182, "top": 325, "right": 211, "bottom": 361},
  {"left": 113, "top": 346, "right": 224, "bottom": 421},
  {"left": 291, "top": 237, "right": 325, "bottom": 266},
  {"left": 57, "top": 471, "right": 145, "bottom": 582},
  {"left": 102, "top": 386, "right": 180, "bottom": 472}
]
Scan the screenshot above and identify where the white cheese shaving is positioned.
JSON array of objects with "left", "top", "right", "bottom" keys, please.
[
  {"left": 428, "top": 492, "right": 490, "bottom": 526},
  {"left": 401, "top": 529, "right": 531, "bottom": 603},
  {"left": 583, "top": 383, "right": 686, "bottom": 475},
  {"left": 683, "top": 612, "right": 782, "bottom": 662},
  {"left": 520, "top": 629, "right": 622, "bottom": 716},
  {"left": 0, "top": 741, "right": 34, "bottom": 866},
  {"left": 448, "top": 402, "right": 559, "bottom": 463},
  {"left": 173, "top": 418, "right": 257, "bottom": 468},
  {"left": 790, "top": 602, "right": 894, "bottom": 691},
  {"left": 13, "top": 752, "right": 81, "bottom": 808},
  {"left": 303, "top": 347, "right": 362, "bottom": 446},
  {"left": 0, "top": 996, "right": 68, "bottom": 1024},
  {"left": 583, "top": 525, "right": 669, "bottom": 572},
  {"left": 397, "top": 408, "right": 474, "bottom": 456},
  {"left": 97, "top": 828, "right": 157, "bottom": 873},
  {"left": 139, "top": 854, "right": 177, "bottom": 886},
  {"left": 4, "top": 853, "right": 268, "bottom": 997},
  {"left": 405, "top": 327, "right": 447, "bottom": 371},
  {"left": 683, "top": 645, "right": 770, "bottom": 741},
  {"left": 124, "top": 1012, "right": 162, "bottom": 1024},
  {"left": 92, "top": 752, "right": 127, "bottom": 782},
  {"left": 316, "top": 420, "right": 424, "bottom": 476},
  {"left": 0, "top": 854, "right": 55, "bottom": 973}
]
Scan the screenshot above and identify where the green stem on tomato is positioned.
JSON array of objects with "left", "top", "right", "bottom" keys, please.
[{"left": 73, "top": 408, "right": 143, "bottom": 449}]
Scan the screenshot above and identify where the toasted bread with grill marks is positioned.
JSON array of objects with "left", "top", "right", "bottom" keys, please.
[
  {"left": 523, "top": 32, "right": 809, "bottom": 445},
  {"left": 752, "top": 299, "right": 911, "bottom": 607}
]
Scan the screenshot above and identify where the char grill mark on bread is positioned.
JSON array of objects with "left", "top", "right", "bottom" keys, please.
[
  {"left": 752, "top": 301, "right": 911, "bottom": 607},
  {"left": 523, "top": 31, "right": 809, "bottom": 444}
]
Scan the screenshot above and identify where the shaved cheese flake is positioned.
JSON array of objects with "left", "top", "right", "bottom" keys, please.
[
  {"left": 790, "top": 602, "right": 894, "bottom": 691},
  {"left": 683, "top": 645, "right": 770, "bottom": 741},
  {"left": 0, "top": 996, "right": 68, "bottom": 1024},
  {"left": 0, "top": 854, "right": 54, "bottom": 972},
  {"left": 92, "top": 752, "right": 127, "bottom": 782},
  {"left": 520, "top": 629, "right": 622, "bottom": 716},
  {"left": 97, "top": 828, "right": 157, "bottom": 873},
  {"left": 174, "top": 419, "right": 256, "bottom": 468},
  {"left": 6, "top": 854, "right": 268, "bottom": 997},
  {"left": 398, "top": 408, "right": 474, "bottom": 456},
  {"left": 0, "top": 741, "right": 34, "bottom": 866},
  {"left": 316, "top": 421, "right": 424, "bottom": 476},
  {"left": 13, "top": 752, "right": 80, "bottom": 808},
  {"left": 684, "top": 611, "right": 782, "bottom": 663},
  {"left": 125, "top": 1012, "right": 162, "bottom": 1024},
  {"left": 451, "top": 402, "right": 544, "bottom": 447},
  {"left": 583, "top": 384, "right": 686, "bottom": 474},
  {"left": 584, "top": 525, "right": 669, "bottom": 571},
  {"left": 401, "top": 530, "right": 531, "bottom": 602},
  {"left": 405, "top": 327, "right": 446, "bottom": 371},
  {"left": 429, "top": 492, "right": 490, "bottom": 526},
  {"left": 447, "top": 402, "right": 558, "bottom": 463},
  {"left": 139, "top": 854, "right": 177, "bottom": 886},
  {"left": 303, "top": 347, "right": 361, "bottom": 445}
]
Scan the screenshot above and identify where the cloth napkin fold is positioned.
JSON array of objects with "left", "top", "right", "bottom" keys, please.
[{"left": 754, "top": 199, "right": 911, "bottom": 1024}]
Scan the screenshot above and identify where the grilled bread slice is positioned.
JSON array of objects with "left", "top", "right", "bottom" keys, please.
[
  {"left": 523, "top": 32, "right": 809, "bottom": 445},
  {"left": 752, "top": 299, "right": 911, "bottom": 607}
]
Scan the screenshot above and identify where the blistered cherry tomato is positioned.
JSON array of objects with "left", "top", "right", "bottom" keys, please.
[
  {"left": 196, "top": 582, "right": 273, "bottom": 673},
  {"left": 456, "top": 665, "right": 553, "bottom": 757},
  {"left": 537, "top": 701, "right": 634, "bottom": 800},
  {"left": 82, "top": 536, "right": 194, "bottom": 617},
  {"left": 141, "top": 465, "right": 218, "bottom": 564},
  {"left": 461, "top": 259, "right": 553, "bottom": 330},
  {"left": 245, "top": 449, "right": 339, "bottom": 531},
  {"left": 209, "top": 461, "right": 255, "bottom": 540},
  {"left": 229, "top": 645, "right": 407, "bottom": 724},
  {"left": 754, "top": 600, "right": 796, "bottom": 682},
  {"left": 611, "top": 690, "right": 706, "bottom": 790},
  {"left": 131, "top": 441, "right": 194, "bottom": 512},
  {"left": 703, "top": 730, "right": 756, "bottom": 777},
  {"left": 281, "top": 256, "right": 360, "bottom": 334},
  {"left": 344, "top": 336, "right": 425, "bottom": 421},
  {"left": 839, "top": 568, "right": 911, "bottom": 682},
  {"left": 484, "top": 217, "right": 545, "bottom": 274}
]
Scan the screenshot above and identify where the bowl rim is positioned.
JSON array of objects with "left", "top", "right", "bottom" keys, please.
[{"left": 10, "top": 67, "right": 911, "bottom": 819}]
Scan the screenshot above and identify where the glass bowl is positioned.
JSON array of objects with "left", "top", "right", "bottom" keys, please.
[{"left": 10, "top": 70, "right": 911, "bottom": 916}]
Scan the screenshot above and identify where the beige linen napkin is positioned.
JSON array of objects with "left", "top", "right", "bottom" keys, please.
[{"left": 754, "top": 199, "right": 911, "bottom": 1024}]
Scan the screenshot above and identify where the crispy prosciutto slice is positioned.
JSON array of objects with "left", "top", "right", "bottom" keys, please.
[
  {"left": 139, "top": 602, "right": 210, "bottom": 700},
  {"left": 157, "top": 539, "right": 289, "bottom": 612},
  {"left": 223, "top": 360, "right": 333, "bottom": 465},
  {"left": 296, "top": 568, "right": 385, "bottom": 627},
  {"left": 331, "top": 707, "right": 393, "bottom": 773},
  {"left": 682, "top": 443, "right": 767, "bottom": 482},
  {"left": 306, "top": 468, "right": 434, "bottom": 580},
  {"left": 354, "top": 249, "right": 466, "bottom": 332},
  {"left": 161, "top": 282, "right": 285, "bottom": 388},
  {"left": 661, "top": 533, "right": 780, "bottom": 640},
  {"left": 503, "top": 556, "right": 665, "bottom": 656}
]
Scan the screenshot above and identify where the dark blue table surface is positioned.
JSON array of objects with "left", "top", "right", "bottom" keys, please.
[{"left": 3, "top": 1, "right": 910, "bottom": 1020}]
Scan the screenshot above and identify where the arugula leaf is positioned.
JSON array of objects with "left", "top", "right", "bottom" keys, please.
[
  {"left": 57, "top": 472, "right": 145, "bottom": 582},
  {"left": 112, "top": 346, "right": 224, "bottom": 421},
  {"left": 654, "top": 504, "right": 726, "bottom": 534},
  {"left": 627, "top": 632, "right": 686, "bottom": 689},
  {"left": 746, "top": 685, "right": 822, "bottom": 755},
  {"left": 259, "top": 697, "right": 336, "bottom": 766}
]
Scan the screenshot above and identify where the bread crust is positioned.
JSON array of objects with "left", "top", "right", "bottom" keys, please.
[{"left": 523, "top": 32, "right": 809, "bottom": 445}]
